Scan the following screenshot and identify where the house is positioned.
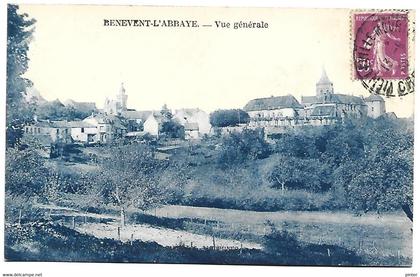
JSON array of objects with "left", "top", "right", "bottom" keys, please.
[
  {"left": 365, "top": 94, "right": 386, "bottom": 118},
  {"left": 184, "top": 122, "right": 200, "bottom": 140},
  {"left": 243, "top": 95, "right": 303, "bottom": 128},
  {"left": 172, "top": 108, "right": 211, "bottom": 135},
  {"left": 23, "top": 120, "right": 72, "bottom": 144},
  {"left": 67, "top": 121, "right": 98, "bottom": 144},
  {"left": 83, "top": 114, "right": 127, "bottom": 143},
  {"left": 120, "top": 110, "right": 153, "bottom": 131},
  {"left": 23, "top": 120, "right": 73, "bottom": 157},
  {"left": 143, "top": 113, "right": 165, "bottom": 137},
  {"left": 244, "top": 95, "right": 303, "bottom": 120}
]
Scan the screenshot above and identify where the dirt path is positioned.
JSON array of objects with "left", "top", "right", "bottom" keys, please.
[{"left": 76, "top": 222, "right": 262, "bottom": 250}]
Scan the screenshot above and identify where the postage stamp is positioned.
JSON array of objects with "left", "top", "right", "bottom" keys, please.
[{"left": 353, "top": 12, "right": 409, "bottom": 80}]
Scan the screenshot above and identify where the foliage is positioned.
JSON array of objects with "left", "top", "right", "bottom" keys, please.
[
  {"left": 5, "top": 147, "right": 47, "bottom": 197},
  {"left": 6, "top": 4, "right": 36, "bottom": 147},
  {"left": 217, "top": 129, "right": 270, "bottom": 166},
  {"left": 266, "top": 155, "right": 331, "bottom": 192},
  {"left": 35, "top": 99, "right": 95, "bottom": 121},
  {"left": 160, "top": 104, "right": 172, "bottom": 120},
  {"left": 210, "top": 109, "right": 250, "bottom": 127},
  {"left": 92, "top": 144, "right": 168, "bottom": 225},
  {"left": 270, "top": 117, "right": 413, "bottom": 217},
  {"left": 332, "top": 118, "right": 413, "bottom": 214},
  {"left": 263, "top": 226, "right": 300, "bottom": 254},
  {"left": 160, "top": 120, "right": 185, "bottom": 139}
]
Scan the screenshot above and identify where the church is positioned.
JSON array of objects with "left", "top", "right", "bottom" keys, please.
[
  {"left": 103, "top": 83, "right": 128, "bottom": 115},
  {"left": 244, "top": 68, "right": 387, "bottom": 128}
]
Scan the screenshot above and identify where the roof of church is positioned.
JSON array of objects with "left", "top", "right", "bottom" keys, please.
[
  {"left": 244, "top": 95, "right": 303, "bottom": 112},
  {"left": 365, "top": 94, "right": 385, "bottom": 102},
  {"left": 303, "top": 94, "right": 365, "bottom": 105},
  {"left": 317, "top": 68, "right": 332, "bottom": 85},
  {"left": 329, "top": 94, "right": 365, "bottom": 105}
]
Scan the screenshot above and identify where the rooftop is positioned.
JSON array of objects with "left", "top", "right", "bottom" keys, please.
[
  {"left": 365, "top": 94, "right": 385, "bottom": 102},
  {"left": 244, "top": 95, "right": 303, "bottom": 112}
]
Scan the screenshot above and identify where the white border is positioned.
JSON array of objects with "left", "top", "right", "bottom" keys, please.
[{"left": 0, "top": 1, "right": 418, "bottom": 277}]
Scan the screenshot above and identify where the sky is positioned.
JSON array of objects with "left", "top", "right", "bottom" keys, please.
[{"left": 20, "top": 5, "right": 414, "bottom": 117}]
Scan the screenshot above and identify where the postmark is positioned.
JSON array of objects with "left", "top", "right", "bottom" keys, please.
[{"left": 352, "top": 11, "right": 414, "bottom": 97}]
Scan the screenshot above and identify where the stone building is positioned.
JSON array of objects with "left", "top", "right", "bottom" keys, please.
[
  {"left": 301, "top": 69, "right": 368, "bottom": 119},
  {"left": 244, "top": 95, "right": 303, "bottom": 122},
  {"left": 365, "top": 94, "right": 386, "bottom": 119},
  {"left": 104, "top": 83, "right": 128, "bottom": 115},
  {"left": 244, "top": 68, "right": 387, "bottom": 132},
  {"left": 83, "top": 114, "right": 127, "bottom": 143},
  {"left": 172, "top": 108, "right": 211, "bottom": 135}
]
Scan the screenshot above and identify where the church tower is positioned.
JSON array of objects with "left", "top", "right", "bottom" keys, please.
[
  {"left": 316, "top": 67, "right": 334, "bottom": 99},
  {"left": 116, "top": 82, "right": 128, "bottom": 111}
]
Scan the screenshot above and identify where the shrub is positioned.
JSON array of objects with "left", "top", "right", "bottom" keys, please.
[{"left": 210, "top": 109, "right": 250, "bottom": 127}]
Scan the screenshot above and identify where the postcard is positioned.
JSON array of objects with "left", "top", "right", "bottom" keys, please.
[{"left": 3, "top": 3, "right": 415, "bottom": 269}]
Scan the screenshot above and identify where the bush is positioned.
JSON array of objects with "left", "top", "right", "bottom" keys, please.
[
  {"left": 263, "top": 228, "right": 300, "bottom": 254},
  {"left": 217, "top": 129, "right": 270, "bottom": 166},
  {"left": 210, "top": 109, "right": 250, "bottom": 127}
]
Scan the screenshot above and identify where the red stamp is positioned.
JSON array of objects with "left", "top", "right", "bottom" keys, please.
[{"left": 353, "top": 13, "right": 409, "bottom": 80}]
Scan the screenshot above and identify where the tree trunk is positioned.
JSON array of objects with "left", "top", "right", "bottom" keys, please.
[
  {"left": 281, "top": 182, "right": 285, "bottom": 192},
  {"left": 18, "top": 208, "right": 22, "bottom": 226},
  {"left": 402, "top": 204, "right": 413, "bottom": 222},
  {"left": 120, "top": 207, "right": 126, "bottom": 227}
]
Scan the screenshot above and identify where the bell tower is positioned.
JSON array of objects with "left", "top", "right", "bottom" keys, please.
[
  {"left": 316, "top": 67, "right": 334, "bottom": 98},
  {"left": 117, "top": 82, "right": 128, "bottom": 111}
]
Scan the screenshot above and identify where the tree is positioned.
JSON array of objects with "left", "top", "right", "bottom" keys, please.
[
  {"left": 35, "top": 99, "right": 66, "bottom": 120},
  {"left": 6, "top": 147, "right": 47, "bottom": 197},
  {"left": 332, "top": 117, "right": 414, "bottom": 221},
  {"left": 7, "top": 5, "right": 36, "bottom": 147},
  {"left": 266, "top": 155, "right": 331, "bottom": 192},
  {"left": 95, "top": 144, "right": 166, "bottom": 226},
  {"left": 217, "top": 129, "right": 270, "bottom": 167},
  {"left": 210, "top": 109, "right": 250, "bottom": 127},
  {"left": 160, "top": 120, "right": 185, "bottom": 139},
  {"left": 160, "top": 104, "right": 172, "bottom": 120}
]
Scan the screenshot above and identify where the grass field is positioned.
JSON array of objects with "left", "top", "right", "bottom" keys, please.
[
  {"left": 144, "top": 205, "right": 412, "bottom": 260},
  {"left": 32, "top": 203, "right": 412, "bottom": 265}
]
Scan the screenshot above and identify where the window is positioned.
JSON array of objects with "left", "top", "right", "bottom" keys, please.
[
  {"left": 81, "top": 127, "right": 85, "bottom": 133},
  {"left": 37, "top": 128, "right": 41, "bottom": 133}
]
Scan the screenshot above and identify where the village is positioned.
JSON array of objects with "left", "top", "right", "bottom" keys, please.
[
  {"left": 11, "top": 68, "right": 412, "bottom": 266},
  {"left": 22, "top": 68, "right": 393, "bottom": 157}
]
